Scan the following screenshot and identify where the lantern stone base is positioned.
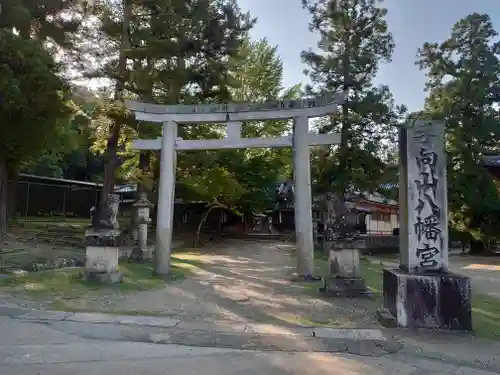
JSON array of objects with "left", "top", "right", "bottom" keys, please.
[
  {"left": 319, "top": 245, "right": 370, "bottom": 297},
  {"left": 84, "top": 269, "right": 123, "bottom": 284},
  {"left": 129, "top": 245, "right": 153, "bottom": 262},
  {"left": 380, "top": 268, "right": 472, "bottom": 331},
  {"left": 321, "top": 276, "right": 370, "bottom": 297}
]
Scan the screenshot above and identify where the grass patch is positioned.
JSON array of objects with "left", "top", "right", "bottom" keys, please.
[
  {"left": 0, "top": 253, "right": 205, "bottom": 301},
  {"left": 171, "top": 253, "right": 207, "bottom": 273},
  {"left": 0, "top": 263, "right": 166, "bottom": 298},
  {"left": 360, "top": 260, "right": 383, "bottom": 296},
  {"left": 471, "top": 294, "right": 500, "bottom": 339}
]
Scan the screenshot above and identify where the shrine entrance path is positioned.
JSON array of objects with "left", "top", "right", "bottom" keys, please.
[{"left": 69, "top": 239, "right": 380, "bottom": 328}]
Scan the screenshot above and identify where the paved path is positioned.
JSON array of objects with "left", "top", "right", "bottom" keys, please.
[
  {"left": 63, "top": 240, "right": 380, "bottom": 328},
  {"left": 448, "top": 256, "right": 500, "bottom": 298},
  {"left": 0, "top": 313, "right": 499, "bottom": 375}
]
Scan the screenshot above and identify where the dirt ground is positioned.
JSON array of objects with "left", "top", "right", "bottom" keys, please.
[{"left": 52, "top": 240, "right": 380, "bottom": 328}]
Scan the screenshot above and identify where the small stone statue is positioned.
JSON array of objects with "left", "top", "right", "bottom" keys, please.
[
  {"left": 107, "top": 193, "right": 121, "bottom": 229},
  {"left": 89, "top": 205, "right": 113, "bottom": 230},
  {"left": 89, "top": 192, "right": 121, "bottom": 231}
]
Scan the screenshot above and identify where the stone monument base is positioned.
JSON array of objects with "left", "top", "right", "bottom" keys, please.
[
  {"left": 129, "top": 246, "right": 153, "bottom": 262},
  {"left": 319, "top": 245, "right": 370, "bottom": 297},
  {"left": 381, "top": 268, "right": 472, "bottom": 330},
  {"left": 320, "top": 276, "right": 371, "bottom": 297},
  {"left": 84, "top": 229, "right": 124, "bottom": 285},
  {"left": 84, "top": 269, "right": 123, "bottom": 284}
]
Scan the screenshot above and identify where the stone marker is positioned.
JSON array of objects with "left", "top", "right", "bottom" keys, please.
[{"left": 381, "top": 120, "right": 472, "bottom": 330}]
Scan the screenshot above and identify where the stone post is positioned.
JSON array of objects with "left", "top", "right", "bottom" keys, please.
[
  {"left": 155, "top": 120, "right": 177, "bottom": 275},
  {"left": 293, "top": 115, "right": 315, "bottom": 278},
  {"left": 379, "top": 120, "right": 472, "bottom": 330}
]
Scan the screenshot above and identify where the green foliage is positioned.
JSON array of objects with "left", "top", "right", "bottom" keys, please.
[
  {"left": 72, "top": 0, "right": 255, "bottom": 203},
  {"left": 77, "top": 0, "right": 254, "bottom": 102},
  {"left": 0, "top": 29, "right": 74, "bottom": 166},
  {"left": 230, "top": 38, "right": 285, "bottom": 102},
  {"left": 23, "top": 89, "right": 106, "bottom": 181},
  {"left": 174, "top": 38, "right": 297, "bottom": 214},
  {"left": 0, "top": 0, "right": 91, "bottom": 181},
  {"left": 83, "top": 23, "right": 294, "bottom": 214},
  {"left": 302, "top": 0, "right": 406, "bottom": 195},
  {"left": 417, "top": 13, "right": 500, "bottom": 241},
  {"left": 0, "top": 0, "right": 81, "bottom": 44}
]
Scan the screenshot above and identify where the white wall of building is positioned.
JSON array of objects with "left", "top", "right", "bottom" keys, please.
[
  {"left": 359, "top": 191, "right": 399, "bottom": 234},
  {"left": 366, "top": 212, "right": 399, "bottom": 234}
]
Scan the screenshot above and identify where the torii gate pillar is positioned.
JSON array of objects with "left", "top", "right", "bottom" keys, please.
[
  {"left": 156, "top": 120, "right": 177, "bottom": 275},
  {"left": 293, "top": 116, "right": 314, "bottom": 276}
]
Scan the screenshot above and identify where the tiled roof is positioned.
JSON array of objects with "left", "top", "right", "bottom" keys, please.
[{"left": 483, "top": 155, "right": 500, "bottom": 166}]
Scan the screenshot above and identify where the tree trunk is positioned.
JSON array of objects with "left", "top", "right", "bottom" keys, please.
[
  {"left": 99, "top": 123, "right": 120, "bottom": 219},
  {"left": 337, "top": 8, "right": 351, "bottom": 198},
  {"left": 194, "top": 205, "right": 218, "bottom": 248},
  {"left": 98, "top": 0, "right": 131, "bottom": 221},
  {"left": 0, "top": 157, "right": 8, "bottom": 247},
  {"left": 6, "top": 166, "right": 18, "bottom": 221},
  {"left": 469, "top": 240, "right": 484, "bottom": 255}
]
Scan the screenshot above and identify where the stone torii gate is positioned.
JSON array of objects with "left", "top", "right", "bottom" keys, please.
[{"left": 125, "top": 91, "right": 347, "bottom": 276}]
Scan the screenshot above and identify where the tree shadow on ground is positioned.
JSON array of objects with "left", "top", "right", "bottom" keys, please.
[{"left": 84, "top": 239, "right": 382, "bottom": 329}]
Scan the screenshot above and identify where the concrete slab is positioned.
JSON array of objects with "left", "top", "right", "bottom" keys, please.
[
  {"left": 113, "top": 315, "right": 181, "bottom": 327},
  {"left": 149, "top": 333, "right": 171, "bottom": 343},
  {"left": 175, "top": 321, "right": 247, "bottom": 333},
  {"left": 17, "top": 311, "right": 73, "bottom": 321},
  {"left": 65, "top": 312, "right": 180, "bottom": 327},
  {"left": 313, "top": 328, "right": 386, "bottom": 340},
  {"left": 0, "top": 305, "right": 32, "bottom": 317},
  {"left": 244, "top": 323, "right": 312, "bottom": 336}
]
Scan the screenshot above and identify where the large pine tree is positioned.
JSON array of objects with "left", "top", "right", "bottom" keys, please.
[
  {"left": 302, "top": 0, "right": 405, "bottom": 197},
  {"left": 0, "top": 29, "right": 74, "bottom": 242},
  {"left": 75, "top": 0, "right": 254, "bottom": 219}
]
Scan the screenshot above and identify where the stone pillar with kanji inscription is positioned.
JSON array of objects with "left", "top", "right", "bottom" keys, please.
[
  {"left": 400, "top": 120, "right": 448, "bottom": 272},
  {"left": 378, "top": 120, "right": 472, "bottom": 331}
]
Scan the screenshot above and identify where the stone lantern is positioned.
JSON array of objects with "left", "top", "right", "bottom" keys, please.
[
  {"left": 83, "top": 193, "right": 124, "bottom": 284},
  {"left": 320, "top": 200, "right": 369, "bottom": 297},
  {"left": 131, "top": 192, "right": 154, "bottom": 261}
]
